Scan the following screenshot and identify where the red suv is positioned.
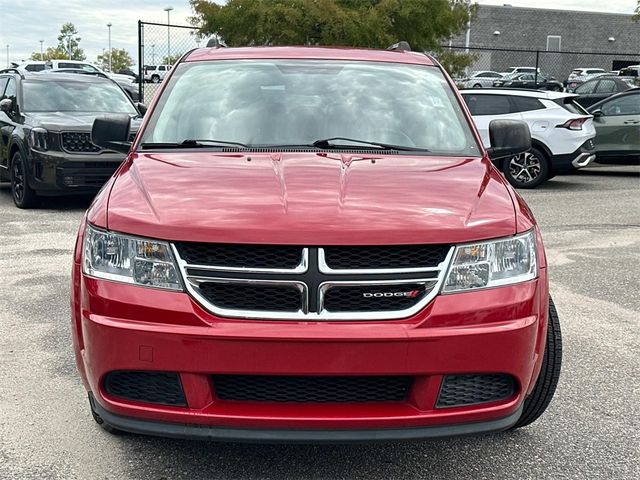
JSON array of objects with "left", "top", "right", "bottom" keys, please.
[{"left": 72, "top": 45, "right": 562, "bottom": 442}]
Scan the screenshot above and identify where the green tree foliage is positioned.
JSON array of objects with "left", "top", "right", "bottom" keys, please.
[
  {"left": 634, "top": 0, "right": 639, "bottom": 21},
  {"left": 189, "top": 0, "right": 475, "bottom": 75},
  {"left": 97, "top": 48, "right": 134, "bottom": 72},
  {"left": 162, "top": 54, "right": 182, "bottom": 65},
  {"left": 56, "top": 23, "right": 86, "bottom": 60},
  {"left": 29, "top": 46, "right": 69, "bottom": 61}
]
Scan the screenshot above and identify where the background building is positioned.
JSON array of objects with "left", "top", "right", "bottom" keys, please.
[{"left": 449, "top": 4, "right": 640, "bottom": 80}]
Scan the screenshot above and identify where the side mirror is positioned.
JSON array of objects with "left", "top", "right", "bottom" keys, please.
[
  {"left": 591, "top": 109, "right": 604, "bottom": 118},
  {"left": 486, "top": 119, "right": 531, "bottom": 161},
  {"left": 0, "top": 98, "right": 12, "bottom": 112},
  {"left": 92, "top": 114, "right": 132, "bottom": 154},
  {"left": 135, "top": 102, "right": 147, "bottom": 116}
]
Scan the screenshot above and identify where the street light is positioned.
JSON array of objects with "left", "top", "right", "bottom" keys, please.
[
  {"left": 107, "top": 22, "right": 113, "bottom": 72},
  {"left": 151, "top": 44, "right": 156, "bottom": 65},
  {"left": 5, "top": 45, "right": 9, "bottom": 68},
  {"left": 39, "top": 40, "right": 44, "bottom": 60},
  {"left": 164, "top": 6, "right": 173, "bottom": 62}
]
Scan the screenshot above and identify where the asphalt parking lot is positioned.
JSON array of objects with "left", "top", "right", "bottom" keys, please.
[{"left": 0, "top": 165, "right": 638, "bottom": 479}]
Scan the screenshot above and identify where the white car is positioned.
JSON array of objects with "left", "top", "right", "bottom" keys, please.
[
  {"left": 501, "top": 66, "right": 540, "bottom": 75},
  {"left": 461, "top": 71, "right": 504, "bottom": 89},
  {"left": 461, "top": 89, "right": 596, "bottom": 188},
  {"left": 17, "top": 59, "right": 137, "bottom": 87},
  {"left": 567, "top": 68, "right": 606, "bottom": 82},
  {"left": 143, "top": 65, "right": 172, "bottom": 83}
]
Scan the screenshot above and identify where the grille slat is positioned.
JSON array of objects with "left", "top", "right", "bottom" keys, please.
[
  {"left": 103, "top": 371, "right": 186, "bottom": 406},
  {"left": 199, "top": 282, "right": 302, "bottom": 312},
  {"left": 323, "top": 245, "right": 449, "bottom": 270},
  {"left": 176, "top": 243, "right": 303, "bottom": 270},
  {"left": 213, "top": 375, "right": 412, "bottom": 403},
  {"left": 437, "top": 374, "right": 516, "bottom": 408}
]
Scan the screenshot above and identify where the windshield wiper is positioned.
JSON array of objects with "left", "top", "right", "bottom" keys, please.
[
  {"left": 140, "top": 139, "right": 250, "bottom": 149},
  {"left": 311, "top": 137, "right": 426, "bottom": 152}
]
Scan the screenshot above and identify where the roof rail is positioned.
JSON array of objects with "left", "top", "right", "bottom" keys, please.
[
  {"left": 0, "top": 68, "right": 25, "bottom": 78},
  {"left": 387, "top": 41, "right": 411, "bottom": 52}
]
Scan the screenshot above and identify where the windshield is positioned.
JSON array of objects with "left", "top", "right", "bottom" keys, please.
[
  {"left": 23, "top": 79, "right": 137, "bottom": 114},
  {"left": 140, "top": 60, "right": 479, "bottom": 155}
]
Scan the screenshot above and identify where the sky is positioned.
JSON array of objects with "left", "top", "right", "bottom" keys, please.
[{"left": 0, "top": 0, "right": 637, "bottom": 67}]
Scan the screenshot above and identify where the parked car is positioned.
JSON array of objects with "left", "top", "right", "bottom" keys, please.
[
  {"left": 619, "top": 65, "right": 640, "bottom": 77},
  {"left": 565, "top": 72, "right": 608, "bottom": 91},
  {"left": 493, "top": 73, "right": 563, "bottom": 91},
  {"left": 502, "top": 66, "right": 540, "bottom": 75},
  {"left": 461, "top": 71, "right": 504, "bottom": 88},
  {"left": 564, "top": 67, "right": 605, "bottom": 87},
  {"left": 462, "top": 88, "right": 596, "bottom": 188},
  {"left": 46, "top": 68, "right": 140, "bottom": 102},
  {"left": 74, "top": 45, "right": 562, "bottom": 442},
  {"left": 143, "top": 64, "right": 172, "bottom": 83},
  {"left": 572, "top": 76, "right": 636, "bottom": 108},
  {"left": 0, "top": 70, "right": 141, "bottom": 208},
  {"left": 587, "top": 88, "right": 640, "bottom": 165},
  {"left": 117, "top": 68, "right": 139, "bottom": 83}
]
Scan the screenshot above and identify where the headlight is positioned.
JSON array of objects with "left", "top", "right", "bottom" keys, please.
[
  {"left": 29, "top": 128, "right": 48, "bottom": 151},
  {"left": 443, "top": 230, "right": 537, "bottom": 293},
  {"left": 82, "top": 225, "right": 182, "bottom": 290}
]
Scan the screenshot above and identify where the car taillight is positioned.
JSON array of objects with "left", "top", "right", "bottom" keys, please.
[{"left": 558, "top": 118, "right": 587, "bottom": 130}]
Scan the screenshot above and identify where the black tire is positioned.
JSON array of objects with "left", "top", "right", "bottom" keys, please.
[
  {"left": 88, "top": 394, "right": 124, "bottom": 435},
  {"left": 10, "top": 151, "right": 38, "bottom": 208},
  {"left": 502, "top": 147, "right": 550, "bottom": 189},
  {"left": 472, "top": 83, "right": 482, "bottom": 88},
  {"left": 151, "top": 75, "right": 160, "bottom": 83},
  {"left": 512, "top": 296, "right": 562, "bottom": 429}
]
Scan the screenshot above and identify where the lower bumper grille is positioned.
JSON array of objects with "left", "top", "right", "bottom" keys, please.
[
  {"left": 436, "top": 374, "right": 516, "bottom": 408},
  {"left": 213, "top": 375, "right": 413, "bottom": 403},
  {"left": 103, "top": 371, "right": 186, "bottom": 406}
]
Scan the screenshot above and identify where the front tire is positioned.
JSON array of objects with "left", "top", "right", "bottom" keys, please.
[
  {"left": 502, "top": 147, "right": 550, "bottom": 189},
  {"left": 473, "top": 83, "right": 482, "bottom": 88},
  {"left": 512, "top": 296, "right": 562, "bottom": 429},
  {"left": 10, "top": 151, "right": 38, "bottom": 208}
]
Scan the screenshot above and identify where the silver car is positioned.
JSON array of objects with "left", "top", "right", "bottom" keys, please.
[{"left": 462, "top": 71, "right": 504, "bottom": 88}]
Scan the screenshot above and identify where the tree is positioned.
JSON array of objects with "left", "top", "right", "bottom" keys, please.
[
  {"left": 29, "top": 46, "right": 69, "bottom": 61},
  {"left": 162, "top": 54, "right": 182, "bottom": 65},
  {"left": 634, "top": 1, "right": 639, "bottom": 21},
  {"left": 97, "top": 48, "right": 134, "bottom": 72},
  {"left": 190, "top": 0, "right": 475, "bottom": 51},
  {"left": 56, "top": 22, "right": 86, "bottom": 60}
]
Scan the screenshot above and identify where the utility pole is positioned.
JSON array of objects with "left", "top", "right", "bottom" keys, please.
[
  {"left": 5, "top": 45, "right": 9, "bottom": 68},
  {"left": 151, "top": 44, "right": 156, "bottom": 65},
  {"left": 107, "top": 23, "right": 113, "bottom": 72},
  {"left": 39, "top": 40, "right": 44, "bottom": 60},
  {"left": 164, "top": 6, "right": 173, "bottom": 63}
]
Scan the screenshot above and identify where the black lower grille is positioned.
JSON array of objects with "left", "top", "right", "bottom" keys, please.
[
  {"left": 213, "top": 375, "right": 413, "bottom": 403},
  {"left": 61, "top": 132, "right": 102, "bottom": 153},
  {"left": 103, "top": 371, "right": 186, "bottom": 406},
  {"left": 175, "top": 243, "right": 303, "bottom": 269},
  {"left": 198, "top": 282, "right": 302, "bottom": 312},
  {"left": 323, "top": 283, "right": 428, "bottom": 312},
  {"left": 323, "top": 245, "right": 450, "bottom": 270},
  {"left": 437, "top": 374, "right": 516, "bottom": 408}
]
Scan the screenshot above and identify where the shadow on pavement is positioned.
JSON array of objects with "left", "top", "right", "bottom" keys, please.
[{"left": 0, "top": 183, "right": 94, "bottom": 211}]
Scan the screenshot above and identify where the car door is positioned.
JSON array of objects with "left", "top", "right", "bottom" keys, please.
[
  {"left": 0, "top": 77, "right": 16, "bottom": 170},
  {"left": 592, "top": 92, "right": 640, "bottom": 155},
  {"left": 462, "top": 93, "right": 520, "bottom": 148}
]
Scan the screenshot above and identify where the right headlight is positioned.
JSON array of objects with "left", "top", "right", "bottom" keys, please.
[{"left": 443, "top": 230, "right": 538, "bottom": 293}]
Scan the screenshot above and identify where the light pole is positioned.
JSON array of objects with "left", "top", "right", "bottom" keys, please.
[
  {"left": 151, "top": 44, "right": 156, "bottom": 65},
  {"left": 164, "top": 6, "right": 173, "bottom": 63},
  {"left": 5, "top": 45, "right": 9, "bottom": 68},
  {"left": 39, "top": 40, "right": 44, "bottom": 60},
  {"left": 107, "top": 22, "right": 112, "bottom": 72}
]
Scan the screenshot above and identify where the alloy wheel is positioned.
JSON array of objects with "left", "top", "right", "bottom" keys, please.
[
  {"left": 11, "top": 158, "right": 25, "bottom": 203},
  {"left": 509, "top": 152, "right": 542, "bottom": 184}
]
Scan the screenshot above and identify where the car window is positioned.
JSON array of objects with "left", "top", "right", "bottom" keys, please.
[
  {"left": 159, "top": 66, "right": 166, "bottom": 71},
  {"left": 601, "top": 93, "right": 640, "bottom": 116},
  {"left": 463, "top": 94, "right": 513, "bottom": 116},
  {"left": 22, "top": 79, "right": 137, "bottom": 114},
  {"left": 520, "top": 74, "right": 534, "bottom": 81},
  {"left": 142, "top": 60, "right": 480, "bottom": 156},
  {"left": 3, "top": 79, "right": 16, "bottom": 100},
  {"left": 0, "top": 78, "right": 8, "bottom": 97},
  {"left": 511, "top": 96, "right": 545, "bottom": 112},
  {"left": 25, "top": 64, "right": 46, "bottom": 72},
  {"left": 586, "top": 69, "right": 602, "bottom": 74},
  {"left": 575, "top": 81, "right": 596, "bottom": 94},
  {"left": 595, "top": 79, "right": 617, "bottom": 94}
]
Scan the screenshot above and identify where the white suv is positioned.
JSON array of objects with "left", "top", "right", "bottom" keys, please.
[
  {"left": 144, "top": 65, "right": 172, "bottom": 83},
  {"left": 461, "top": 89, "right": 596, "bottom": 188}
]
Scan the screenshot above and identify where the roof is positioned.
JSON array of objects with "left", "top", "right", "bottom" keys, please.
[
  {"left": 459, "top": 88, "right": 576, "bottom": 99},
  {"left": 185, "top": 46, "right": 435, "bottom": 66},
  {"left": 27, "top": 71, "right": 114, "bottom": 83}
]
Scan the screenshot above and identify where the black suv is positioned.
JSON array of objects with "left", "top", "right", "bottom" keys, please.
[{"left": 0, "top": 70, "right": 141, "bottom": 208}]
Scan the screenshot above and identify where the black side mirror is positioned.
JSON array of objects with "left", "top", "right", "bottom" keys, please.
[
  {"left": 92, "top": 114, "right": 132, "bottom": 154},
  {"left": 591, "top": 109, "right": 604, "bottom": 118},
  {"left": 0, "top": 98, "right": 12, "bottom": 112},
  {"left": 486, "top": 119, "right": 531, "bottom": 161},
  {"left": 135, "top": 102, "right": 147, "bottom": 116}
]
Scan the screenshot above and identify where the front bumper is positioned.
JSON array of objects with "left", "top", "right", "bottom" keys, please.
[
  {"left": 73, "top": 268, "right": 549, "bottom": 440},
  {"left": 29, "top": 149, "right": 125, "bottom": 194}
]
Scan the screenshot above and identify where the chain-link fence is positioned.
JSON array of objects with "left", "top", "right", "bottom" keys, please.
[
  {"left": 440, "top": 45, "right": 640, "bottom": 86},
  {"left": 137, "top": 21, "right": 202, "bottom": 103}
]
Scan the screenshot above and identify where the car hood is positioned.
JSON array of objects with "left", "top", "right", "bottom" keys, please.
[
  {"left": 103, "top": 152, "right": 518, "bottom": 245},
  {"left": 26, "top": 112, "right": 141, "bottom": 132}
]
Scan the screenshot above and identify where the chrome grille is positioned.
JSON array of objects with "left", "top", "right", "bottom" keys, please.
[{"left": 173, "top": 245, "right": 453, "bottom": 321}]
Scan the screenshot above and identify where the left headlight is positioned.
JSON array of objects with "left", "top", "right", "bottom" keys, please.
[
  {"left": 82, "top": 224, "right": 182, "bottom": 290},
  {"left": 28, "top": 127, "right": 48, "bottom": 152},
  {"left": 443, "top": 230, "right": 538, "bottom": 293}
]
